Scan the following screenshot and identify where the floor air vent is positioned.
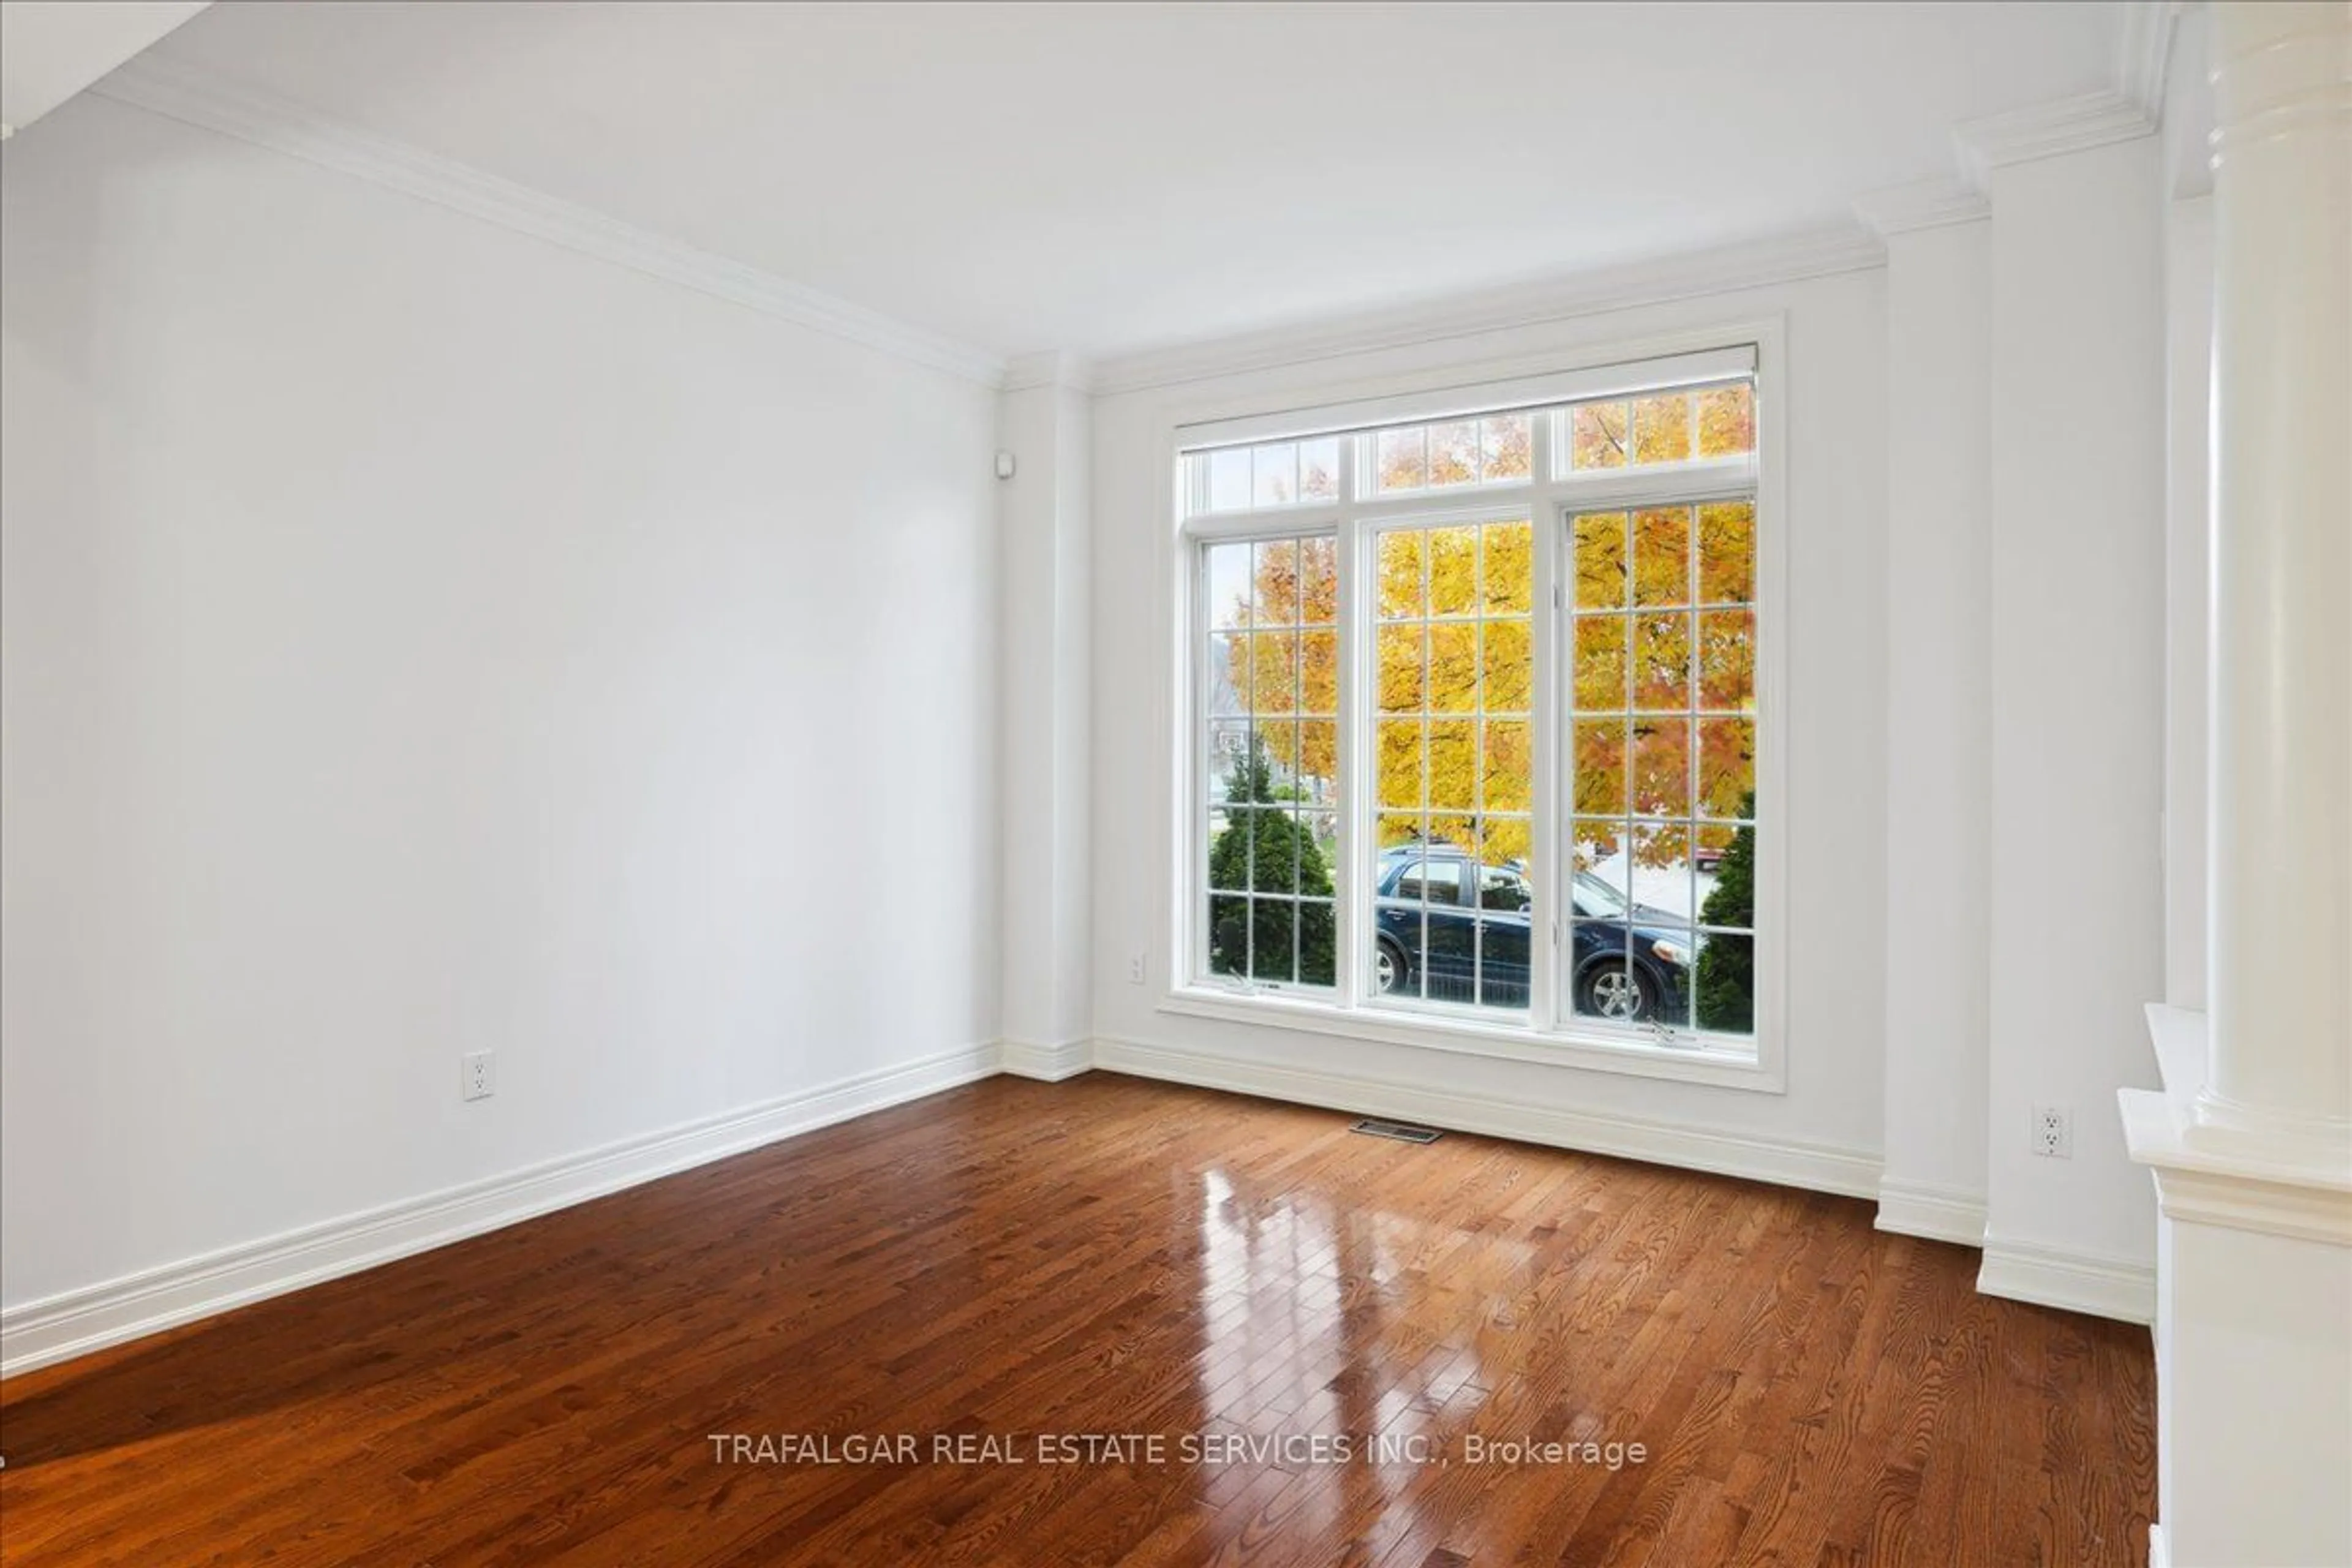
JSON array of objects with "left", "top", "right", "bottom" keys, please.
[{"left": 1350, "top": 1118, "right": 1442, "bottom": 1144}]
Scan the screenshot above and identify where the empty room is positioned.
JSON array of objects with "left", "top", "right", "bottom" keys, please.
[{"left": 2, "top": 1, "right": 2346, "bottom": 1563}]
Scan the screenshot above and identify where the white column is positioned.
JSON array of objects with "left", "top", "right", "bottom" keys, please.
[
  {"left": 997, "top": 355, "right": 1095, "bottom": 1080},
  {"left": 2122, "top": 10, "right": 2352, "bottom": 1565},
  {"left": 2201, "top": 0, "right": 2352, "bottom": 1144},
  {"left": 1858, "top": 181, "right": 1994, "bottom": 1247}
]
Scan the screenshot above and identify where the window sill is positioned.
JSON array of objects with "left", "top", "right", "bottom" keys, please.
[{"left": 1157, "top": 986, "right": 1782, "bottom": 1093}]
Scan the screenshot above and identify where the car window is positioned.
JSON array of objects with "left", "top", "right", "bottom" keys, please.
[
  {"left": 1395, "top": 860, "right": 1463, "bottom": 906},
  {"left": 1571, "top": 870, "right": 1630, "bottom": 921},
  {"left": 1478, "top": 865, "right": 1532, "bottom": 911}
]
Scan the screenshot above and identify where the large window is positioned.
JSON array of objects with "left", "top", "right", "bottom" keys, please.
[{"left": 1181, "top": 347, "right": 1769, "bottom": 1073}]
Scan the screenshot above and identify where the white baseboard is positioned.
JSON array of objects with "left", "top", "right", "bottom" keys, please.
[
  {"left": 1977, "top": 1231, "right": 2156, "bottom": 1324},
  {"left": 2147, "top": 1523, "right": 2169, "bottom": 1568},
  {"left": 1875, "top": 1177, "right": 1988, "bottom": 1246},
  {"left": 1000, "top": 1038, "right": 1095, "bottom": 1082},
  {"left": 1090, "top": 1035, "right": 1880, "bottom": 1198},
  {"left": 0, "top": 1041, "right": 1003, "bottom": 1378}
]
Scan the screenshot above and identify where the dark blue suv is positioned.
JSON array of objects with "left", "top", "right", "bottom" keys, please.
[{"left": 1372, "top": 844, "right": 1694, "bottom": 1022}]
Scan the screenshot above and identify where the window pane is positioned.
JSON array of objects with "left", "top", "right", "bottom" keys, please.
[
  {"left": 1300, "top": 535, "right": 1339, "bottom": 624},
  {"left": 1482, "top": 619, "right": 1532, "bottom": 712},
  {"left": 1692, "top": 927, "right": 1754, "bottom": 1034},
  {"left": 1574, "top": 614, "right": 1628, "bottom": 710},
  {"left": 1632, "top": 393, "right": 1693, "bottom": 465},
  {"left": 1574, "top": 511, "right": 1629, "bottom": 609},
  {"left": 1482, "top": 521, "right": 1532, "bottom": 613},
  {"left": 1697, "top": 718, "right": 1755, "bottom": 820},
  {"left": 1378, "top": 530, "right": 1425, "bottom": 619},
  {"left": 1376, "top": 624, "right": 1423, "bottom": 712},
  {"left": 1483, "top": 719, "right": 1532, "bottom": 813},
  {"left": 1428, "top": 720, "right": 1477, "bottom": 812},
  {"left": 1208, "top": 448, "right": 1251, "bottom": 511},
  {"left": 1427, "top": 624, "right": 1477, "bottom": 712},
  {"left": 1208, "top": 633, "right": 1247, "bottom": 717},
  {"left": 1299, "top": 439, "right": 1341, "bottom": 501},
  {"left": 1377, "top": 427, "right": 1428, "bottom": 491},
  {"left": 1630, "top": 821, "right": 1698, "bottom": 924},
  {"left": 1634, "top": 613, "right": 1692, "bottom": 712},
  {"left": 1571, "top": 401, "right": 1630, "bottom": 469},
  {"left": 1427, "top": 526, "right": 1479, "bottom": 617},
  {"left": 1630, "top": 718, "right": 1692, "bottom": 818},
  {"left": 1378, "top": 720, "right": 1424, "bottom": 809},
  {"left": 1429, "top": 420, "right": 1479, "bottom": 486},
  {"left": 1294, "top": 720, "right": 1337, "bottom": 802},
  {"left": 1697, "top": 609, "right": 1755, "bottom": 711},
  {"left": 1299, "top": 900, "right": 1337, "bottom": 987},
  {"left": 1480, "top": 414, "right": 1532, "bottom": 481},
  {"left": 1205, "top": 541, "right": 1252, "bottom": 631},
  {"left": 1253, "top": 538, "right": 1300, "bottom": 625},
  {"left": 1299, "top": 630, "right": 1337, "bottom": 715},
  {"left": 1571, "top": 821, "right": 1631, "bottom": 906},
  {"left": 1696, "top": 383, "right": 1755, "bottom": 458},
  {"left": 1252, "top": 442, "right": 1298, "bottom": 507},
  {"left": 1250, "top": 631, "right": 1297, "bottom": 715},
  {"left": 1633, "top": 507, "right": 1691, "bottom": 608},
  {"left": 1574, "top": 719, "right": 1628, "bottom": 816},
  {"left": 1698, "top": 501, "right": 1755, "bottom": 605},
  {"left": 1208, "top": 897, "right": 1248, "bottom": 974}
]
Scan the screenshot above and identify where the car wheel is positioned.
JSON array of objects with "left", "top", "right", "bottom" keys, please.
[
  {"left": 1374, "top": 938, "right": 1409, "bottom": 995},
  {"left": 1580, "top": 960, "right": 1650, "bottom": 1021}
]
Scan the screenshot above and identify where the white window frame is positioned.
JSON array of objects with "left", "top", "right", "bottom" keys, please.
[{"left": 1163, "top": 322, "right": 1789, "bottom": 1093}]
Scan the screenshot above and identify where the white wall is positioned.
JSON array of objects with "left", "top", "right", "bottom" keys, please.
[
  {"left": 1088, "top": 272, "right": 1890, "bottom": 1173},
  {"left": 1981, "top": 136, "right": 2167, "bottom": 1286},
  {"left": 1878, "top": 216, "right": 1993, "bottom": 1239},
  {"left": 0, "top": 96, "right": 1001, "bottom": 1313}
]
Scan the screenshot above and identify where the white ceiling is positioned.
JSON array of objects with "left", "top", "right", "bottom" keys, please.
[{"left": 143, "top": 1, "right": 2127, "bottom": 362}]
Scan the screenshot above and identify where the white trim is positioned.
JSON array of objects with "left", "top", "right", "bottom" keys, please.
[
  {"left": 1874, "top": 1177, "right": 1988, "bottom": 1246},
  {"left": 1851, "top": 176, "right": 1991, "bottom": 238},
  {"left": 1159, "top": 987, "right": 1774, "bottom": 1092},
  {"left": 86, "top": 56, "right": 1009, "bottom": 388},
  {"left": 1091, "top": 1035, "right": 1876, "bottom": 1197},
  {"left": 1173, "top": 347, "right": 1758, "bottom": 448},
  {"left": 1977, "top": 1232, "right": 2157, "bottom": 1324},
  {"left": 0, "top": 1042, "right": 1002, "bottom": 1378},
  {"left": 1000, "top": 1038, "right": 1096, "bottom": 1082},
  {"left": 1953, "top": 89, "right": 2158, "bottom": 190},
  {"left": 1002, "top": 352, "right": 1095, "bottom": 395},
  {"left": 1091, "top": 227, "right": 1880, "bottom": 397},
  {"left": 2147, "top": 1523, "right": 2170, "bottom": 1568}
]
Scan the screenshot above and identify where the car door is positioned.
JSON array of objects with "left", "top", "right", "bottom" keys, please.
[
  {"left": 1404, "top": 858, "right": 1477, "bottom": 1003},
  {"left": 1471, "top": 863, "right": 1533, "bottom": 1006}
]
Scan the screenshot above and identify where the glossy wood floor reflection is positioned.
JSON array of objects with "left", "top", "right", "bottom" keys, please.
[{"left": 0, "top": 1076, "right": 2154, "bottom": 1566}]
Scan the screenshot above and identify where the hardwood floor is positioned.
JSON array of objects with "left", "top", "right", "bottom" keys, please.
[{"left": 0, "top": 1075, "right": 2155, "bottom": 1566}]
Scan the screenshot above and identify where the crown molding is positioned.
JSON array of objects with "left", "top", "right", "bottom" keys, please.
[
  {"left": 1953, "top": 88, "right": 2158, "bottom": 189},
  {"left": 87, "top": 55, "right": 1009, "bottom": 388},
  {"left": 1000, "top": 350, "right": 1095, "bottom": 395},
  {"left": 2117, "top": 1, "right": 2177, "bottom": 126},
  {"left": 1087, "top": 224, "right": 1882, "bottom": 398},
  {"left": 1851, "top": 176, "right": 1991, "bottom": 238}
]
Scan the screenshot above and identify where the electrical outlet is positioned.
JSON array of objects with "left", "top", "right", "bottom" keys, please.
[
  {"left": 462, "top": 1050, "right": 495, "bottom": 1102},
  {"left": 1128, "top": 952, "right": 1147, "bottom": 985},
  {"left": 2031, "top": 1104, "right": 2071, "bottom": 1158}
]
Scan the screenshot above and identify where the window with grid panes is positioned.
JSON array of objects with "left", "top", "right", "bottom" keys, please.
[{"left": 1181, "top": 354, "right": 1762, "bottom": 1063}]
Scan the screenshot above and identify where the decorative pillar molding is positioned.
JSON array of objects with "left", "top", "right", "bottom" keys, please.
[
  {"left": 2198, "top": 0, "right": 2352, "bottom": 1148},
  {"left": 2122, "top": 7, "right": 2352, "bottom": 1564},
  {"left": 997, "top": 355, "right": 1096, "bottom": 1082}
]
